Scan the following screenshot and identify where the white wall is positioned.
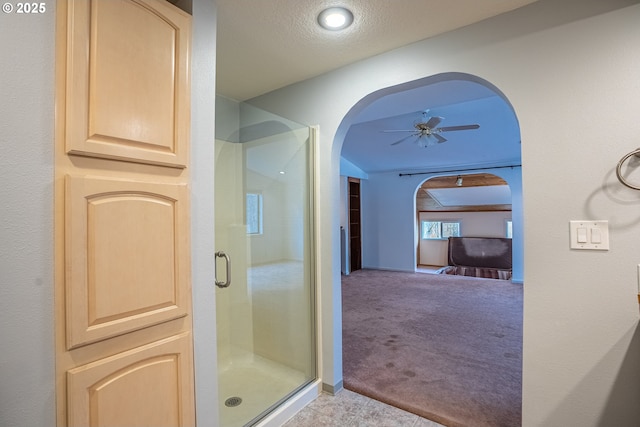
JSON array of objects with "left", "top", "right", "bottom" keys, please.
[
  {"left": 246, "top": 170, "right": 287, "bottom": 264},
  {"left": 249, "top": 1, "right": 640, "bottom": 425},
  {"left": 340, "top": 157, "right": 368, "bottom": 179},
  {"left": 246, "top": 142, "right": 310, "bottom": 264},
  {"left": 360, "top": 168, "right": 523, "bottom": 279},
  {"left": 186, "top": 1, "right": 220, "bottom": 426},
  {"left": 422, "top": 211, "right": 511, "bottom": 238},
  {"left": 0, "top": 5, "right": 56, "bottom": 426}
]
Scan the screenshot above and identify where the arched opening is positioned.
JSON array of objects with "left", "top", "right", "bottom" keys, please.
[
  {"left": 336, "top": 72, "right": 523, "bottom": 280},
  {"left": 416, "top": 173, "right": 514, "bottom": 275},
  {"left": 337, "top": 72, "right": 523, "bottom": 427}
]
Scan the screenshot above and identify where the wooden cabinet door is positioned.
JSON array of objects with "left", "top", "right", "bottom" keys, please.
[
  {"left": 65, "top": 175, "right": 190, "bottom": 348},
  {"left": 55, "top": 1, "right": 194, "bottom": 426},
  {"left": 64, "top": 0, "right": 190, "bottom": 168},
  {"left": 67, "top": 333, "right": 194, "bottom": 427}
]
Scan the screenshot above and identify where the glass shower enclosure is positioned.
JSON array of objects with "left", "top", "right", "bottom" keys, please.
[{"left": 214, "top": 96, "right": 316, "bottom": 427}]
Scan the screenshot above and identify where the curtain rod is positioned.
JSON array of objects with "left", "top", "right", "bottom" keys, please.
[{"left": 398, "top": 164, "right": 522, "bottom": 177}]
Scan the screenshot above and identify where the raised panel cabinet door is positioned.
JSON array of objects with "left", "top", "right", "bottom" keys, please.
[
  {"left": 65, "top": 0, "right": 191, "bottom": 167},
  {"left": 67, "top": 332, "right": 195, "bottom": 427},
  {"left": 65, "top": 175, "right": 190, "bottom": 349}
]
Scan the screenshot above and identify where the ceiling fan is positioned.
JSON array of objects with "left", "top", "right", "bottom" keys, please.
[{"left": 383, "top": 112, "right": 480, "bottom": 148}]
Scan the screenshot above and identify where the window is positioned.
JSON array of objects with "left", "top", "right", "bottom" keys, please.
[
  {"left": 246, "top": 193, "right": 263, "bottom": 235},
  {"left": 506, "top": 220, "right": 513, "bottom": 238},
  {"left": 421, "top": 220, "right": 461, "bottom": 240}
]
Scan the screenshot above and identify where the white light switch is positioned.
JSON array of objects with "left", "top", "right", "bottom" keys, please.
[
  {"left": 577, "top": 227, "right": 588, "bottom": 243},
  {"left": 570, "top": 220, "right": 610, "bottom": 250}
]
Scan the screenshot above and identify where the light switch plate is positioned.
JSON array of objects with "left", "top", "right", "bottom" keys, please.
[{"left": 569, "top": 220, "right": 609, "bottom": 250}]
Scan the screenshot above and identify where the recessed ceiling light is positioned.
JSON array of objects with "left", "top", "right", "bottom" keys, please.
[{"left": 317, "top": 7, "right": 354, "bottom": 31}]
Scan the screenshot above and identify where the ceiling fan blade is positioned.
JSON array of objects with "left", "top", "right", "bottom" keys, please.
[
  {"left": 390, "top": 133, "right": 419, "bottom": 146},
  {"left": 381, "top": 129, "right": 419, "bottom": 133},
  {"left": 432, "top": 133, "right": 447, "bottom": 144},
  {"left": 437, "top": 124, "right": 480, "bottom": 132},
  {"left": 424, "top": 116, "right": 443, "bottom": 129}
]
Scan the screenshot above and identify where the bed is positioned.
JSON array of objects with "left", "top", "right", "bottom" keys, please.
[{"left": 436, "top": 236, "right": 512, "bottom": 280}]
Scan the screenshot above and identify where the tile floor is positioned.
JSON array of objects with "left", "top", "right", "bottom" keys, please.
[{"left": 282, "top": 389, "right": 445, "bottom": 427}]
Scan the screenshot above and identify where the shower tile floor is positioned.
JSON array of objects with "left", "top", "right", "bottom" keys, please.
[{"left": 282, "top": 388, "right": 445, "bottom": 427}]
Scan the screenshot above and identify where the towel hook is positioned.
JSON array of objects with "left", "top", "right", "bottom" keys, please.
[{"left": 615, "top": 148, "right": 640, "bottom": 191}]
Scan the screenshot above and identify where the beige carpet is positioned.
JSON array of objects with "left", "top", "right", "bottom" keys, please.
[{"left": 342, "top": 269, "right": 522, "bottom": 427}]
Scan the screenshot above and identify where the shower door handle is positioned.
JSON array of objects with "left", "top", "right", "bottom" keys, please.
[{"left": 214, "top": 251, "right": 231, "bottom": 288}]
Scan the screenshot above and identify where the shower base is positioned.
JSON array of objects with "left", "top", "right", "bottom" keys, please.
[{"left": 218, "top": 348, "right": 308, "bottom": 427}]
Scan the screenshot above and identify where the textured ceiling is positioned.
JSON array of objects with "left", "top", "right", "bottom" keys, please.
[
  {"left": 215, "top": 0, "right": 539, "bottom": 101},
  {"left": 214, "top": 1, "right": 535, "bottom": 208}
]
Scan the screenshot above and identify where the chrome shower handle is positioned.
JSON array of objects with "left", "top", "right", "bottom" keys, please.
[{"left": 214, "top": 251, "right": 231, "bottom": 288}]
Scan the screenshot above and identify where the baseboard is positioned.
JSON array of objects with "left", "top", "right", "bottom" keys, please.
[
  {"left": 360, "top": 266, "right": 415, "bottom": 273},
  {"left": 322, "top": 380, "right": 343, "bottom": 395}
]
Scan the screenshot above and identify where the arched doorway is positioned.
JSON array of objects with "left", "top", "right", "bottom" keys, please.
[
  {"left": 416, "top": 173, "right": 514, "bottom": 272},
  {"left": 337, "top": 72, "right": 523, "bottom": 281},
  {"left": 337, "top": 72, "right": 523, "bottom": 426}
]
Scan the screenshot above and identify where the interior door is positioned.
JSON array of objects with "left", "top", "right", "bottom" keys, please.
[
  {"left": 349, "top": 179, "right": 362, "bottom": 272},
  {"left": 55, "top": 1, "right": 195, "bottom": 425}
]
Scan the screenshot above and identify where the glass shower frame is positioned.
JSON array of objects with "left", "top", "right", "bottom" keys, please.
[{"left": 214, "top": 96, "right": 317, "bottom": 427}]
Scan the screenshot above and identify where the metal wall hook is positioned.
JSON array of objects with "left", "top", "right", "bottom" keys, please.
[{"left": 616, "top": 148, "right": 640, "bottom": 191}]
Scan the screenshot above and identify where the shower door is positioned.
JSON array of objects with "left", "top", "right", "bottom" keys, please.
[{"left": 214, "top": 98, "right": 316, "bottom": 427}]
